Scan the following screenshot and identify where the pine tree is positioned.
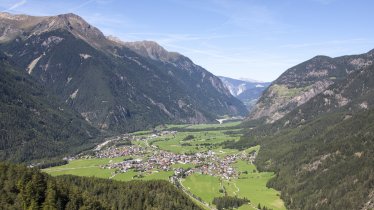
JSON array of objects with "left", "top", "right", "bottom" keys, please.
[
  {"left": 28, "top": 200, "right": 39, "bottom": 210},
  {"left": 42, "top": 181, "right": 57, "bottom": 210}
]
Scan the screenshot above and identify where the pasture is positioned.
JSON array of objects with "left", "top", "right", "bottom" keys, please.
[{"left": 44, "top": 122, "right": 285, "bottom": 210}]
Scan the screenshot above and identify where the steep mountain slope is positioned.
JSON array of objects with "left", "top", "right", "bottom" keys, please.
[
  {"left": 250, "top": 50, "right": 374, "bottom": 123},
  {"left": 226, "top": 61, "right": 374, "bottom": 209},
  {"left": 122, "top": 41, "right": 248, "bottom": 118},
  {"left": 257, "top": 109, "right": 373, "bottom": 210},
  {"left": 277, "top": 60, "right": 374, "bottom": 129},
  {"left": 0, "top": 51, "right": 99, "bottom": 163},
  {"left": 0, "top": 12, "right": 247, "bottom": 132},
  {"left": 218, "top": 76, "right": 270, "bottom": 110}
]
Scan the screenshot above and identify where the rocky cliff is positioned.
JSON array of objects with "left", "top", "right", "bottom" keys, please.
[{"left": 249, "top": 50, "right": 374, "bottom": 123}]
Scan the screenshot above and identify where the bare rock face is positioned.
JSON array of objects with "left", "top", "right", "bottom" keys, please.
[{"left": 249, "top": 50, "right": 374, "bottom": 123}]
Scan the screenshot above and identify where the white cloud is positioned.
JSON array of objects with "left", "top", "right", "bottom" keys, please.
[{"left": 2, "top": 0, "right": 27, "bottom": 12}]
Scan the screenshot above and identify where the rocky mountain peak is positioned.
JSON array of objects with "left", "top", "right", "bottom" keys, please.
[
  {"left": 46, "top": 13, "right": 106, "bottom": 48},
  {"left": 0, "top": 12, "right": 107, "bottom": 49},
  {"left": 124, "top": 40, "right": 181, "bottom": 63}
]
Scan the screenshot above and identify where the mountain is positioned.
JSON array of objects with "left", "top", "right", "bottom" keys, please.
[
  {"left": 0, "top": 162, "right": 201, "bottom": 209},
  {"left": 0, "top": 51, "right": 99, "bottom": 163},
  {"left": 226, "top": 50, "right": 374, "bottom": 209},
  {"left": 0, "top": 12, "right": 247, "bottom": 133},
  {"left": 218, "top": 76, "right": 270, "bottom": 110},
  {"left": 249, "top": 50, "right": 374, "bottom": 123}
]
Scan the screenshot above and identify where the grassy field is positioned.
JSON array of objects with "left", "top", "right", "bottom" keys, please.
[
  {"left": 184, "top": 121, "right": 241, "bottom": 129},
  {"left": 182, "top": 159, "right": 285, "bottom": 210},
  {"left": 151, "top": 129, "right": 241, "bottom": 154},
  {"left": 182, "top": 174, "right": 223, "bottom": 205},
  {"left": 44, "top": 158, "right": 174, "bottom": 181},
  {"left": 161, "top": 121, "right": 241, "bottom": 130},
  {"left": 233, "top": 161, "right": 285, "bottom": 210},
  {"left": 43, "top": 157, "right": 125, "bottom": 178},
  {"left": 44, "top": 123, "right": 285, "bottom": 210}
]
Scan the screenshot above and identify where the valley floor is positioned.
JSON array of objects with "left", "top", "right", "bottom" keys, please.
[{"left": 43, "top": 122, "right": 285, "bottom": 210}]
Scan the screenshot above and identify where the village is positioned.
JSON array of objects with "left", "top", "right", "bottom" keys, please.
[{"left": 85, "top": 130, "right": 257, "bottom": 180}]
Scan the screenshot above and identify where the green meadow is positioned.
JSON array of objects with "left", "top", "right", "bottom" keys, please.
[
  {"left": 43, "top": 158, "right": 173, "bottom": 181},
  {"left": 150, "top": 129, "right": 241, "bottom": 154},
  {"left": 181, "top": 160, "right": 285, "bottom": 210},
  {"left": 183, "top": 174, "right": 222, "bottom": 204},
  {"left": 43, "top": 157, "right": 123, "bottom": 178},
  {"left": 44, "top": 122, "right": 285, "bottom": 210}
]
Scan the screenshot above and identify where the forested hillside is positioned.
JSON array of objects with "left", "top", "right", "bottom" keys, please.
[
  {"left": 226, "top": 59, "right": 374, "bottom": 209},
  {"left": 0, "top": 162, "right": 201, "bottom": 210},
  {"left": 0, "top": 52, "right": 99, "bottom": 162}
]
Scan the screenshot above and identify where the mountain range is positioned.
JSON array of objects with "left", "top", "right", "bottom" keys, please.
[
  {"left": 0, "top": 12, "right": 247, "bottom": 134},
  {"left": 0, "top": 12, "right": 248, "bottom": 162},
  {"left": 218, "top": 76, "right": 270, "bottom": 110}
]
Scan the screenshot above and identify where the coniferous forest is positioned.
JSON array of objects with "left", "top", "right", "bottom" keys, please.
[{"left": 0, "top": 163, "right": 201, "bottom": 210}]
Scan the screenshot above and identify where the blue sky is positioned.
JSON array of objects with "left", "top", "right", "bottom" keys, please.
[{"left": 1, "top": 0, "right": 374, "bottom": 81}]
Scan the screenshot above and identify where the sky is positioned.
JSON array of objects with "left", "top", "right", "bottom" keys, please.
[{"left": 1, "top": 0, "right": 374, "bottom": 82}]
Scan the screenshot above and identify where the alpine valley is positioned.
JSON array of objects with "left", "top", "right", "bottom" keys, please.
[{"left": 0, "top": 10, "right": 373, "bottom": 210}]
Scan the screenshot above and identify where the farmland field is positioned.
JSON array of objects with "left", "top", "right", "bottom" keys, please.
[
  {"left": 183, "top": 174, "right": 222, "bottom": 204},
  {"left": 44, "top": 122, "right": 285, "bottom": 210}
]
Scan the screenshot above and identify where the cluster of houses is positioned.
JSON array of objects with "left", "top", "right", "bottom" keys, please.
[
  {"left": 95, "top": 145, "right": 146, "bottom": 159},
  {"left": 98, "top": 143, "right": 256, "bottom": 180},
  {"left": 78, "top": 129, "right": 258, "bottom": 181},
  {"left": 101, "top": 148, "right": 205, "bottom": 172},
  {"left": 184, "top": 152, "right": 256, "bottom": 179}
]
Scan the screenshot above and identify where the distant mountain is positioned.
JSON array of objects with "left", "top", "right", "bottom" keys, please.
[
  {"left": 0, "top": 12, "right": 247, "bottom": 133},
  {"left": 249, "top": 50, "right": 374, "bottom": 123},
  {"left": 218, "top": 76, "right": 270, "bottom": 110},
  {"left": 0, "top": 51, "right": 99, "bottom": 162}
]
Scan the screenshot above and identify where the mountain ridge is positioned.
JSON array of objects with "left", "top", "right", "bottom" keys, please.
[
  {"left": 0, "top": 12, "right": 247, "bottom": 133},
  {"left": 249, "top": 49, "right": 374, "bottom": 123}
]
